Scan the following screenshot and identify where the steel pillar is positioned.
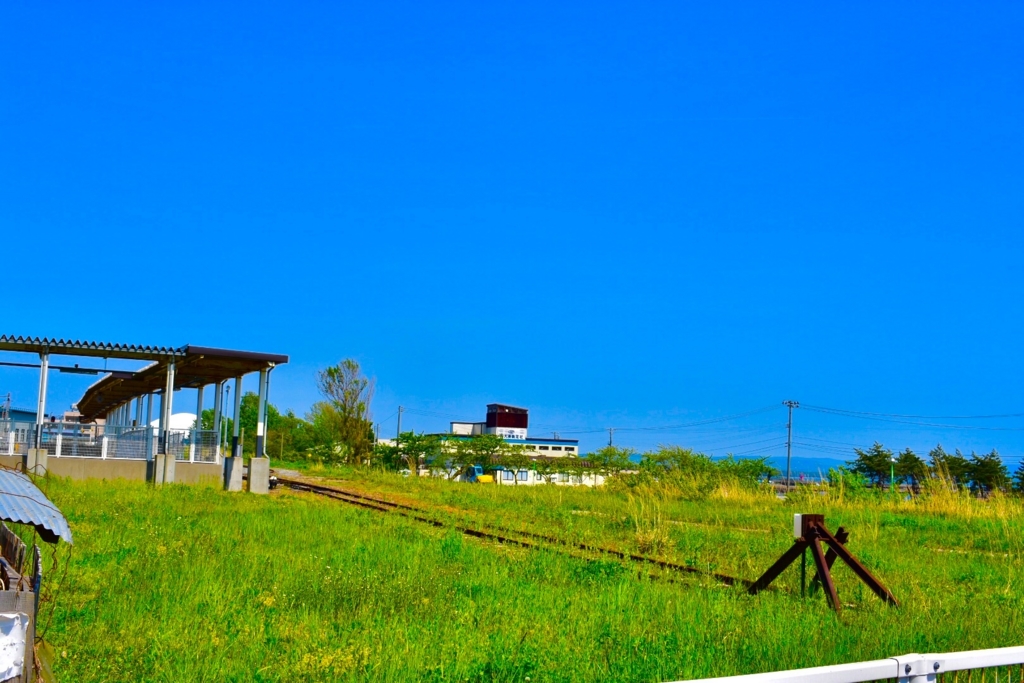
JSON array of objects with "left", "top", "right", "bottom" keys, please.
[
  {"left": 158, "top": 363, "right": 176, "bottom": 485},
  {"left": 34, "top": 353, "right": 49, "bottom": 448},
  {"left": 255, "top": 368, "right": 268, "bottom": 458},
  {"left": 231, "top": 375, "right": 242, "bottom": 458},
  {"left": 195, "top": 385, "right": 204, "bottom": 430},
  {"left": 212, "top": 381, "right": 223, "bottom": 439}
]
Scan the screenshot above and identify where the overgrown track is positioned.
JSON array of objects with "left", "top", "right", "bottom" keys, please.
[{"left": 276, "top": 475, "right": 752, "bottom": 588}]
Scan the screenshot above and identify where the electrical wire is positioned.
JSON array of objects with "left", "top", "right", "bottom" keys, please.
[
  {"left": 802, "top": 406, "right": 1024, "bottom": 431},
  {"left": 558, "top": 404, "right": 784, "bottom": 435},
  {"left": 802, "top": 404, "right": 1024, "bottom": 420}
]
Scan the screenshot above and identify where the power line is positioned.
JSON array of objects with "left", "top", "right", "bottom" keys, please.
[
  {"left": 802, "top": 405, "right": 1024, "bottom": 431},
  {"left": 557, "top": 405, "right": 784, "bottom": 435},
  {"left": 802, "top": 404, "right": 1024, "bottom": 420}
]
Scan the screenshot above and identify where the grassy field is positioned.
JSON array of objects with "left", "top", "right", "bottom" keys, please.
[{"left": 36, "top": 468, "right": 1024, "bottom": 682}]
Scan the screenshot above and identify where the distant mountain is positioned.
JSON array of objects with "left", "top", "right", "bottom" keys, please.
[
  {"left": 715, "top": 455, "right": 848, "bottom": 480},
  {"left": 765, "top": 456, "right": 847, "bottom": 479}
]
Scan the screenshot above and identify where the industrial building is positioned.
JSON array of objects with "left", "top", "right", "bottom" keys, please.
[{"left": 450, "top": 403, "right": 580, "bottom": 456}]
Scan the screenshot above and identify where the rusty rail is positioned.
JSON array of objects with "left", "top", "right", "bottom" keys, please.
[{"left": 277, "top": 475, "right": 752, "bottom": 588}]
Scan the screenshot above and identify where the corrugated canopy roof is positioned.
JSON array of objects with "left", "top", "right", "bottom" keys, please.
[
  {"left": 0, "top": 469, "right": 72, "bottom": 544},
  {"left": 76, "top": 345, "right": 288, "bottom": 422},
  {"left": 0, "top": 335, "right": 184, "bottom": 361}
]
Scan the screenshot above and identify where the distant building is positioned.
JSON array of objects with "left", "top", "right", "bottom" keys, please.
[
  {"left": 450, "top": 403, "right": 580, "bottom": 456},
  {"left": 0, "top": 407, "right": 37, "bottom": 446}
]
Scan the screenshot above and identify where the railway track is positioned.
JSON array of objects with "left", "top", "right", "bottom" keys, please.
[{"left": 276, "top": 475, "right": 752, "bottom": 589}]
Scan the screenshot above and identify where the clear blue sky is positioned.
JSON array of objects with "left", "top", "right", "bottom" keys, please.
[{"left": 2, "top": 2, "right": 1022, "bottom": 465}]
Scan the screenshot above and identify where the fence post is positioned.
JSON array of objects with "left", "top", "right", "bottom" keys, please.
[
  {"left": 55, "top": 430, "right": 62, "bottom": 458},
  {"left": 190, "top": 430, "right": 196, "bottom": 463},
  {"left": 101, "top": 436, "right": 108, "bottom": 460},
  {"left": 6, "top": 432, "right": 12, "bottom": 456}
]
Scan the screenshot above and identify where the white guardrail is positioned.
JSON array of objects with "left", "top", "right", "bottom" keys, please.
[{"left": 672, "top": 646, "right": 1024, "bottom": 683}]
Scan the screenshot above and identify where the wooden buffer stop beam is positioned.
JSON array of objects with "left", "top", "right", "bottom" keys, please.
[{"left": 747, "top": 514, "right": 898, "bottom": 613}]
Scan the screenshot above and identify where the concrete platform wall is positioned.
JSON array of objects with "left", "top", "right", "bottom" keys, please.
[{"left": 0, "top": 455, "right": 222, "bottom": 484}]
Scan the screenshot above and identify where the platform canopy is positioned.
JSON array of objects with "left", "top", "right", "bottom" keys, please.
[
  {"left": 0, "top": 336, "right": 288, "bottom": 423},
  {"left": 0, "top": 335, "right": 184, "bottom": 361},
  {"left": 76, "top": 346, "right": 287, "bottom": 422}
]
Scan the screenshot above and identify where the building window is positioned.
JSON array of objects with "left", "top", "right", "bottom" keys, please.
[
  {"left": 564, "top": 447, "right": 575, "bottom": 452},
  {"left": 502, "top": 470, "right": 514, "bottom": 481},
  {"left": 517, "top": 470, "right": 528, "bottom": 481},
  {"left": 538, "top": 446, "right": 549, "bottom": 450},
  {"left": 551, "top": 446, "right": 562, "bottom": 451}
]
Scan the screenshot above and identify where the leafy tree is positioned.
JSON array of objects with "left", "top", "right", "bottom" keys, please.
[
  {"left": 718, "top": 455, "right": 778, "bottom": 484},
  {"left": 444, "top": 434, "right": 512, "bottom": 480},
  {"left": 640, "top": 446, "right": 715, "bottom": 476},
  {"left": 202, "top": 397, "right": 314, "bottom": 460},
  {"left": 894, "top": 448, "right": 928, "bottom": 487},
  {"left": 370, "top": 439, "right": 405, "bottom": 471},
  {"left": 929, "top": 444, "right": 971, "bottom": 488},
  {"left": 826, "top": 466, "right": 869, "bottom": 493},
  {"left": 313, "top": 359, "right": 375, "bottom": 463},
  {"left": 848, "top": 442, "right": 894, "bottom": 487},
  {"left": 968, "top": 450, "right": 1009, "bottom": 494},
  {"left": 533, "top": 456, "right": 558, "bottom": 484},
  {"left": 497, "top": 444, "right": 533, "bottom": 485},
  {"left": 395, "top": 431, "right": 443, "bottom": 475},
  {"left": 589, "top": 445, "right": 635, "bottom": 479}
]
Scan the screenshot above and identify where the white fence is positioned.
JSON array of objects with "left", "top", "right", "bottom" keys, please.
[
  {"left": 3, "top": 423, "right": 221, "bottom": 463},
  {"left": 675, "top": 646, "right": 1024, "bottom": 683}
]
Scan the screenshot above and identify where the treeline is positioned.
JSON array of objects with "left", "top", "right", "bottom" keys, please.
[
  {"left": 844, "top": 442, "right": 1024, "bottom": 494},
  {"left": 201, "top": 359, "right": 377, "bottom": 460},
  {"left": 369, "top": 439, "right": 776, "bottom": 490}
]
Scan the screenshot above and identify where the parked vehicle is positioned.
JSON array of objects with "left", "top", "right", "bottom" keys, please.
[{"left": 464, "top": 464, "right": 494, "bottom": 484}]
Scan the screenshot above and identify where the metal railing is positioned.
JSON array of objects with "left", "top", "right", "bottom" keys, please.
[
  {"left": 5, "top": 423, "right": 222, "bottom": 463},
  {"left": 673, "top": 646, "right": 1024, "bottom": 683}
]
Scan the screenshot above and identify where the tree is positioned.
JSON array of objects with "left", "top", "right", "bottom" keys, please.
[
  {"left": 968, "top": 450, "right": 1009, "bottom": 494},
  {"left": 396, "top": 431, "right": 443, "bottom": 475},
  {"left": 929, "top": 444, "right": 971, "bottom": 488},
  {"left": 717, "top": 455, "right": 779, "bottom": 484},
  {"left": 202, "top": 397, "right": 314, "bottom": 461},
  {"left": 894, "top": 448, "right": 928, "bottom": 487},
  {"left": 497, "top": 443, "right": 532, "bottom": 485},
  {"left": 588, "top": 445, "right": 635, "bottom": 479},
  {"left": 314, "top": 359, "right": 375, "bottom": 463},
  {"left": 848, "top": 442, "right": 894, "bottom": 487},
  {"left": 640, "top": 446, "right": 715, "bottom": 476},
  {"left": 1014, "top": 460, "right": 1024, "bottom": 493}
]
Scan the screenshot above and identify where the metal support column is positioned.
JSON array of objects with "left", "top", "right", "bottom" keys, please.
[
  {"left": 159, "top": 362, "right": 176, "bottom": 484},
  {"left": 145, "top": 394, "right": 154, "bottom": 460},
  {"left": 135, "top": 397, "right": 143, "bottom": 427},
  {"left": 157, "top": 393, "right": 166, "bottom": 446},
  {"left": 195, "top": 385, "right": 204, "bottom": 431},
  {"left": 224, "top": 375, "right": 244, "bottom": 491},
  {"left": 255, "top": 368, "right": 268, "bottom": 458},
  {"left": 212, "top": 381, "right": 223, "bottom": 458},
  {"left": 231, "top": 375, "right": 242, "bottom": 458},
  {"left": 192, "top": 385, "right": 204, "bottom": 462},
  {"left": 35, "top": 353, "right": 49, "bottom": 446}
]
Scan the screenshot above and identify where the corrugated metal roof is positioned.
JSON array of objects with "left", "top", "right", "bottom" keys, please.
[
  {"left": 0, "top": 470, "right": 72, "bottom": 544},
  {"left": 0, "top": 335, "right": 185, "bottom": 361}
]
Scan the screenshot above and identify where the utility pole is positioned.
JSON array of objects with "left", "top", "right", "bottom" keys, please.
[
  {"left": 608, "top": 427, "right": 615, "bottom": 447},
  {"left": 783, "top": 400, "right": 799, "bottom": 492},
  {"left": 396, "top": 406, "right": 403, "bottom": 444}
]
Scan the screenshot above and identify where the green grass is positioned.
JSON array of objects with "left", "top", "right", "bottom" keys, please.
[{"left": 37, "top": 471, "right": 1024, "bottom": 682}]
